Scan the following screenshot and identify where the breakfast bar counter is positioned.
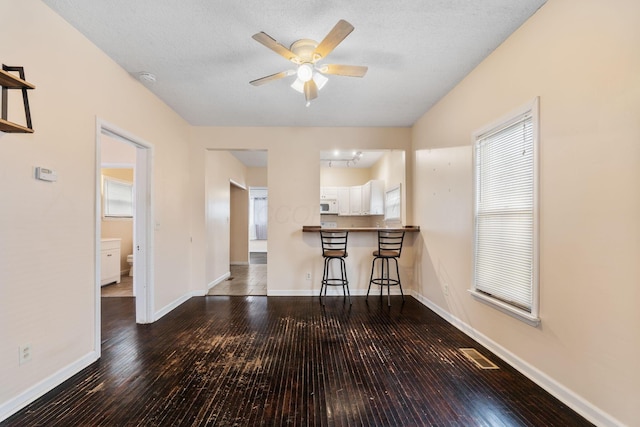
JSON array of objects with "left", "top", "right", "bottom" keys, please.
[
  {"left": 302, "top": 225, "right": 420, "bottom": 233},
  {"left": 302, "top": 225, "right": 420, "bottom": 297}
]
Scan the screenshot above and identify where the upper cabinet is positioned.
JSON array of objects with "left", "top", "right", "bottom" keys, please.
[
  {"left": 337, "top": 187, "right": 350, "bottom": 216},
  {"left": 334, "top": 180, "right": 384, "bottom": 216},
  {"left": 362, "top": 180, "right": 384, "bottom": 215},
  {"left": 349, "top": 186, "right": 362, "bottom": 215},
  {"left": 0, "top": 66, "right": 35, "bottom": 133},
  {"left": 320, "top": 186, "right": 338, "bottom": 200}
]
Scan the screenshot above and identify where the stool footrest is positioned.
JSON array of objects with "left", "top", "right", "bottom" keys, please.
[
  {"left": 322, "top": 279, "right": 349, "bottom": 286},
  {"left": 369, "top": 278, "right": 400, "bottom": 286}
]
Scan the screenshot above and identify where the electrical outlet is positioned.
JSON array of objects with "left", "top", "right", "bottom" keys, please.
[
  {"left": 19, "top": 344, "right": 32, "bottom": 365},
  {"left": 306, "top": 272, "right": 312, "bottom": 280},
  {"left": 443, "top": 283, "right": 449, "bottom": 297}
]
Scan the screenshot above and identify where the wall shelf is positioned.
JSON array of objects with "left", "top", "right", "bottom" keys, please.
[
  {"left": 1, "top": 65, "right": 35, "bottom": 133},
  {"left": 0, "top": 117, "right": 33, "bottom": 133},
  {"left": 0, "top": 69, "right": 35, "bottom": 89}
]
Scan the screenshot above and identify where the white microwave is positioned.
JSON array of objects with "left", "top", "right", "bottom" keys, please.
[{"left": 320, "top": 200, "right": 338, "bottom": 214}]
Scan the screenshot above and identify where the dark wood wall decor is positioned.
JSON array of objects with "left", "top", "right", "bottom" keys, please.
[{"left": 0, "top": 65, "right": 35, "bottom": 133}]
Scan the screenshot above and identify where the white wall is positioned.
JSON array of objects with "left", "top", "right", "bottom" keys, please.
[
  {"left": 0, "top": 0, "right": 192, "bottom": 419},
  {"left": 411, "top": 0, "right": 640, "bottom": 425}
]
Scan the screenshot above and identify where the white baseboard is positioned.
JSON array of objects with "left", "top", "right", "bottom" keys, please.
[
  {"left": 0, "top": 351, "right": 98, "bottom": 423},
  {"left": 154, "top": 292, "right": 194, "bottom": 321},
  {"left": 267, "top": 290, "right": 314, "bottom": 296},
  {"left": 411, "top": 290, "right": 622, "bottom": 427},
  {"left": 207, "top": 272, "right": 231, "bottom": 290}
]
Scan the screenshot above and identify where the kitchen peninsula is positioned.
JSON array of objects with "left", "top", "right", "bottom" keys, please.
[
  {"left": 302, "top": 225, "right": 420, "bottom": 233},
  {"left": 302, "top": 225, "right": 420, "bottom": 295}
]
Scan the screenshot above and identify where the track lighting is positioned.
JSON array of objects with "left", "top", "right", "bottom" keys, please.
[{"left": 321, "top": 151, "right": 364, "bottom": 167}]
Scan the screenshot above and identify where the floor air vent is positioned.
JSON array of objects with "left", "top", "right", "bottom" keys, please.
[{"left": 459, "top": 348, "right": 499, "bottom": 370}]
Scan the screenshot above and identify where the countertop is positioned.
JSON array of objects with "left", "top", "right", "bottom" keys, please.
[{"left": 302, "top": 225, "right": 420, "bottom": 232}]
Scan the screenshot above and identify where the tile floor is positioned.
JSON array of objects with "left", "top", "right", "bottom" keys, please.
[
  {"left": 101, "top": 249, "right": 268, "bottom": 298},
  {"left": 208, "top": 263, "right": 267, "bottom": 296},
  {"left": 101, "top": 275, "right": 134, "bottom": 297}
]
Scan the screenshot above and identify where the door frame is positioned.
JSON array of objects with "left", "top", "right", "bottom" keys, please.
[{"left": 95, "top": 118, "right": 155, "bottom": 354}]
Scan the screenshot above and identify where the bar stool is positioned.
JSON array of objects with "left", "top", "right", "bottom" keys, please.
[
  {"left": 319, "top": 230, "right": 351, "bottom": 305},
  {"left": 367, "top": 230, "right": 405, "bottom": 306}
]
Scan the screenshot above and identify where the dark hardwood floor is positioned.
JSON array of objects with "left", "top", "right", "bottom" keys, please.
[{"left": 2, "top": 296, "right": 593, "bottom": 426}]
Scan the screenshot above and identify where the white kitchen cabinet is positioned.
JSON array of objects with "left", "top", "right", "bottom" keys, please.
[
  {"left": 362, "top": 182, "right": 371, "bottom": 215},
  {"left": 337, "top": 187, "right": 350, "bottom": 216},
  {"left": 364, "top": 180, "right": 385, "bottom": 215},
  {"left": 349, "top": 185, "right": 362, "bottom": 215},
  {"left": 101, "top": 238, "right": 121, "bottom": 286},
  {"left": 320, "top": 186, "right": 338, "bottom": 200},
  {"left": 336, "top": 180, "right": 385, "bottom": 216}
]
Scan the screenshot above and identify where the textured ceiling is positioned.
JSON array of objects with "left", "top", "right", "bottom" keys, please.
[
  {"left": 228, "top": 149, "right": 385, "bottom": 168},
  {"left": 42, "top": 0, "right": 546, "bottom": 127}
]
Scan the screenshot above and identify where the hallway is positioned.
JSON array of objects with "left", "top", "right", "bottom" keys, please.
[{"left": 207, "top": 264, "right": 267, "bottom": 296}]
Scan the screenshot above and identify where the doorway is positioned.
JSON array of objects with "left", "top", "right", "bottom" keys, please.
[
  {"left": 207, "top": 150, "right": 268, "bottom": 296},
  {"left": 99, "top": 163, "right": 135, "bottom": 298},
  {"left": 209, "top": 182, "right": 267, "bottom": 296},
  {"left": 95, "top": 119, "right": 154, "bottom": 354},
  {"left": 249, "top": 187, "right": 268, "bottom": 265}
]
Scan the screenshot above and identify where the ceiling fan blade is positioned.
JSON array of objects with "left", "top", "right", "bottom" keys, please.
[
  {"left": 252, "top": 32, "right": 302, "bottom": 64},
  {"left": 250, "top": 70, "right": 293, "bottom": 86},
  {"left": 304, "top": 79, "right": 318, "bottom": 102},
  {"left": 318, "top": 64, "right": 368, "bottom": 77},
  {"left": 313, "top": 20, "right": 354, "bottom": 61}
]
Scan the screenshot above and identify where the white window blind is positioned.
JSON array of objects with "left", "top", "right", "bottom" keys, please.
[
  {"left": 474, "top": 105, "right": 537, "bottom": 317},
  {"left": 103, "top": 177, "right": 133, "bottom": 218},
  {"left": 384, "top": 185, "right": 401, "bottom": 221}
]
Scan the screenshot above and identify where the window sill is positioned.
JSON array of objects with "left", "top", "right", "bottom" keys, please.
[{"left": 468, "top": 290, "right": 540, "bottom": 327}]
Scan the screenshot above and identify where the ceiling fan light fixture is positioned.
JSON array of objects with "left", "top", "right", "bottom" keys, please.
[
  {"left": 297, "top": 63, "right": 314, "bottom": 82},
  {"left": 291, "top": 71, "right": 328, "bottom": 95},
  {"left": 290, "top": 78, "right": 304, "bottom": 93},
  {"left": 251, "top": 20, "right": 363, "bottom": 106},
  {"left": 313, "top": 72, "right": 328, "bottom": 90}
]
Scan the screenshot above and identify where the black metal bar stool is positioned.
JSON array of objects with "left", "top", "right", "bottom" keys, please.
[
  {"left": 319, "top": 230, "right": 351, "bottom": 305},
  {"left": 367, "top": 230, "right": 405, "bottom": 306}
]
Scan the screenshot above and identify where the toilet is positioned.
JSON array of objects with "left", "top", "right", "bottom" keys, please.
[{"left": 127, "top": 254, "right": 134, "bottom": 276}]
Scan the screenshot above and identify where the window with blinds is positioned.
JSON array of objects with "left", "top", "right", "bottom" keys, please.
[
  {"left": 384, "top": 185, "right": 401, "bottom": 222},
  {"left": 472, "top": 99, "right": 539, "bottom": 325},
  {"left": 103, "top": 177, "right": 134, "bottom": 218}
]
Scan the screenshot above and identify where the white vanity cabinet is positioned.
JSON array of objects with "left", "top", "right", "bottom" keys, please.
[{"left": 101, "top": 238, "right": 121, "bottom": 286}]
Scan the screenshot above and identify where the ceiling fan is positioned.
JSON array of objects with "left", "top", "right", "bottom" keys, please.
[{"left": 250, "top": 20, "right": 368, "bottom": 106}]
